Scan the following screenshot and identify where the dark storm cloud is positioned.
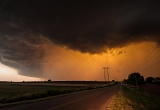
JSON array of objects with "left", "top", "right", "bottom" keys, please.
[
  {"left": 0, "top": 34, "right": 48, "bottom": 77},
  {"left": 1, "top": 0, "right": 160, "bottom": 52},
  {"left": 0, "top": 0, "right": 160, "bottom": 76}
]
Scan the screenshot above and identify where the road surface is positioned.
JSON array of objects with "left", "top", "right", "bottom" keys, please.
[{"left": 1, "top": 84, "right": 120, "bottom": 110}]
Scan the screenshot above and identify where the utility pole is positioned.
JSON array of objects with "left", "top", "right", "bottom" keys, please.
[
  {"left": 134, "top": 71, "right": 139, "bottom": 90},
  {"left": 106, "top": 67, "right": 110, "bottom": 83},
  {"left": 102, "top": 67, "right": 110, "bottom": 84},
  {"left": 102, "top": 67, "right": 106, "bottom": 84}
]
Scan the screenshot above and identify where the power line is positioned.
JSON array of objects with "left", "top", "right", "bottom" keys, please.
[
  {"left": 135, "top": 46, "right": 158, "bottom": 71},
  {"left": 65, "top": 49, "right": 91, "bottom": 64},
  {"left": 142, "top": 48, "right": 160, "bottom": 65},
  {"left": 141, "top": 60, "right": 160, "bottom": 73},
  {"left": 89, "top": 55, "right": 103, "bottom": 67},
  {"left": 27, "top": 2, "right": 95, "bottom": 65},
  {"left": 1, "top": 3, "right": 92, "bottom": 65},
  {"left": 27, "top": 2, "right": 107, "bottom": 67},
  {"left": 139, "top": 50, "right": 160, "bottom": 70}
]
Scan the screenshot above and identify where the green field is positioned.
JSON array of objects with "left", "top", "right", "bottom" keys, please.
[{"left": 0, "top": 81, "right": 112, "bottom": 106}]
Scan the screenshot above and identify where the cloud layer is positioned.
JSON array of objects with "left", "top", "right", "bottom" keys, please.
[{"left": 0, "top": 0, "right": 160, "bottom": 77}]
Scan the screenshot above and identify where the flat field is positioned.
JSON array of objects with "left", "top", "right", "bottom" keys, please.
[{"left": 0, "top": 81, "right": 111, "bottom": 106}]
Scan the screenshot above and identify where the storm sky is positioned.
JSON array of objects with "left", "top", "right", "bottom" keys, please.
[{"left": 0, "top": 0, "right": 160, "bottom": 81}]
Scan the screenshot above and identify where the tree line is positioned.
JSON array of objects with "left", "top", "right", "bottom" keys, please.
[{"left": 123, "top": 72, "right": 160, "bottom": 86}]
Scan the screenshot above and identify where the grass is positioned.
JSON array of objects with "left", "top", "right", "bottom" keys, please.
[
  {"left": 0, "top": 81, "right": 114, "bottom": 106},
  {"left": 0, "top": 84, "right": 78, "bottom": 97},
  {"left": 107, "top": 85, "right": 160, "bottom": 110},
  {"left": 0, "top": 83, "right": 88, "bottom": 105}
]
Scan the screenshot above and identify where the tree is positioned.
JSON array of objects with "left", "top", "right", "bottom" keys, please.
[
  {"left": 155, "top": 77, "right": 160, "bottom": 82},
  {"left": 154, "top": 77, "right": 160, "bottom": 85},
  {"left": 123, "top": 79, "right": 127, "bottom": 84},
  {"left": 48, "top": 79, "right": 51, "bottom": 82},
  {"left": 127, "top": 72, "right": 144, "bottom": 86},
  {"left": 146, "top": 77, "right": 154, "bottom": 84}
]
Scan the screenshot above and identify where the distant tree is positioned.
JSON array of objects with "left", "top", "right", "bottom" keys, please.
[
  {"left": 48, "top": 79, "right": 51, "bottom": 82},
  {"left": 155, "top": 77, "right": 160, "bottom": 82},
  {"left": 155, "top": 77, "right": 160, "bottom": 85},
  {"left": 123, "top": 79, "right": 127, "bottom": 84},
  {"left": 146, "top": 77, "right": 154, "bottom": 84},
  {"left": 127, "top": 72, "right": 144, "bottom": 86}
]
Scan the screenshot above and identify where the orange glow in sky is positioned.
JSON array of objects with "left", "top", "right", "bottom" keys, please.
[
  {"left": 41, "top": 41, "right": 160, "bottom": 81},
  {"left": 0, "top": 1, "right": 160, "bottom": 82},
  {"left": 0, "top": 41, "right": 160, "bottom": 81}
]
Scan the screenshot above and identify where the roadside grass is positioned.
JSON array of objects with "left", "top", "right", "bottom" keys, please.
[{"left": 107, "top": 85, "right": 160, "bottom": 110}]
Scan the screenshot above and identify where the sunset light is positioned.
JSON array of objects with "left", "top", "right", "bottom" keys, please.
[
  {"left": 0, "top": 1, "right": 160, "bottom": 109},
  {"left": 0, "top": 63, "right": 44, "bottom": 81}
]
